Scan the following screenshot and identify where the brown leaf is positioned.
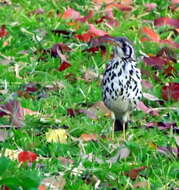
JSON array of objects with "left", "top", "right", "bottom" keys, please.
[
  {"left": 80, "top": 133, "right": 97, "bottom": 141},
  {"left": 79, "top": 109, "right": 98, "bottom": 120},
  {"left": 58, "top": 156, "right": 74, "bottom": 165},
  {"left": 133, "top": 181, "right": 149, "bottom": 188},
  {"left": 91, "top": 101, "right": 112, "bottom": 117},
  {"left": 0, "top": 100, "right": 24, "bottom": 127},
  {"left": 41, "top": 176, "right": 66, "bottom": 190},
  {"left": 83, "top": 70, "right": 99, "bottom": 82},
  {"left": 125, "top": 166, "right": 147, "bottom": 180},
  {"left": 0, "top": 130, "right": 9, "bottom": 142}
]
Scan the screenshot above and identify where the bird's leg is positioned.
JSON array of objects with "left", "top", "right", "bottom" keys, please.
[{"left": 123, "top": 122, "right": 126, "bottom": 141}]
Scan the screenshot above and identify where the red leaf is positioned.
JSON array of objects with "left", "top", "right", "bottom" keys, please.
[
  {"left": 162, "top": 82, "right": 179, "bottom": 101},
  {"left": 0, "top": 25, "right": 8, "bottom": 38},
  {"left": 141, "top": 26, "right": 160, "bottom": 42},
  {"left": 154, "top": 17, "right": 179, "bottom": 28},
  {"left": 18, "top": 151, "right": 37, "bottom": 163},
  {"left": 62, "top": 8, "right": 81, "bottom": 20},
  {"left": 75, "top": 32, "right": 92, "bottom": 42},
  {"left": 58, "top": 61, "right": 71, "bottom": 71},
  {"left": 144, "top": 3, "right": 157, "bottom": 11},
  {"left": 89, "top": 24, "right": 108, "bottom": 37},
  {"left": 67, "top": 108, "right": 78, "bottom": 117},
  {"left": 143, "top": 56, "right": 167, "bottom": 69},
  {"left": 160, "top": 39, "right": 179, "bottom": 49},
  {"left": 2, "top": 185, "right": 10, "bottom": 190},
  {"left": 163, "top": 65, "right": 176, "bottom": 77}
]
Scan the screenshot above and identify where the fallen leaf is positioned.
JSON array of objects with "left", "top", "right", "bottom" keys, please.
[
  {"left": 50, "top": 43, "right": 71, "bottom": 57},
  {"left": 38, "top": 185, "right": 47, "bottom": 190},
  {"left": 137, "top": 101, "right": 159, "bottom": 116},
  {"left": 107, "top": 146, "right": 130, "bottom": 164},
  {"left": 144, "top": 3, "right": 157, "bottom": 11},
  {"left": 163, "top": 65, "right": 176, "bottom": 77},
  {"left": 145, "top": 122, "right": 176, "bottom": 130},
  {"left": 0, "top": 130, "right": 8, "bottom": 142},
  {"left": 2, "top": 149, "right": 20, "bottom": 160},
  {"left": 143, "top": 56, "right": 167, "bottom": 69},
  {"left": 0, "top": 100, "right": 24, "bottom": 127},
  {"left": 46, "top": 129, "right": 67, "bottom": 143},
  {"left": 83, "top": 69, "right": 99, "bottom": 82},
  {"left": 133, "top": 181, "right": 149, "bottom": 188},
  {"left": 141, "top": 26, "right": 160, "bottom": 42},
  {"left": 58, "top": 157, "right": 74, "bottom": 165},
  {"left": 75, "top": 32, "right": 92, "bottom": 42},
  {"left": 58, "top": 61, "right": 72, "bottom": 71},
  {"left": 18, "top": 151, "right": 37, "bottom": 163},
  {"left": 154, "top": 17, "right": 179, "bottom": 28},
  {"left": 44, "top": 82, "right": 65, "bottom": 91},
  {"left": 157, "top": 146, "right": 178, "bottom": 158},
  {"left": 90, "top": 101, "right": 112, "bottom": 117},
  {"left": 162, "top": 82, "right": 179, "bottom": 101},
  {"left": 89, "top": 24, "right": 108, "bottom": 37},
  {"left": 125, "top": 166, "right": 147, "bottom": 180},
  {"left": 41, "top": 176, "right": 66, "bottom": 190},
  {"left": 61, "top": 7, "right": 81, "bottom": 20},
  {"left": 79, "top": 109, "right": 98, "bottom": 120},
  {"left": 0, "top": 25, "right": 8, "bottom": 38},
  {"left": 143, "top": 92, "right": 160, "bottom": 101},
  {"left": 80, "top": 133, "right": 97, "bottom": 141}
]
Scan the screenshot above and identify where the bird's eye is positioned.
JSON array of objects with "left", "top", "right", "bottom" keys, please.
[{"left": 122, "top": 44, "right": 132, "bottom": 58}]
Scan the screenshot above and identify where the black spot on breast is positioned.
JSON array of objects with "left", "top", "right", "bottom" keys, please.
[
  {"left": 118, "top": 69, "right": 122, "bottom": 77},
  {"left": 111, "top": 82, "right": 114, "bottom": 91},
  {"left": 133, "top": 84, "right": 137, "bottom": 91},
  {"left": 129, "top": 70, "right": 133, "bottom": 75},
  {"left": 119, "top": 87, "right": 124, "bottom": 96},
  {"left": 106, "top": 87, "right": 109, "bottom": 92},
  {"left": 111, "top": 72, "right": 117, "bottom": 80}
]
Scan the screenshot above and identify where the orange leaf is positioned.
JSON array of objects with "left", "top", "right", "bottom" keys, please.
[
  {"left": 38, "top": 185, "right": 47, "bottom": 190},
  {"left": 80, "top": 133, "right": 97, "bottom": 141},
  {"left": 141, "top": 26, "right": 160, "bottom": 42},
  {"left": 62, "top": 8, "right": 81, "bottom": 19}
]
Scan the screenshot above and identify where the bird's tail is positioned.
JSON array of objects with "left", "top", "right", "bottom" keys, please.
[{"left": 114, "top": 119, "right": 128, "bottom": 131}]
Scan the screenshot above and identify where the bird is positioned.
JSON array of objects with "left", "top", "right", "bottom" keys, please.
[{"left": 102, "top": 37, "right": 142, "bottom": 139}]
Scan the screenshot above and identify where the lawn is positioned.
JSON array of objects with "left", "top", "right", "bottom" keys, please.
[{"left": 0, "top": 0, "right": 179, "bottom": 189}]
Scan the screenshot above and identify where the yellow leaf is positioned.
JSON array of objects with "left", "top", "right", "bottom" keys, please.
[
  {"left": 46, "top": 129, "right": 67, "bottom": 143},
  {"left": 2, "top": 149, "right": 20, "bottom": 160}
]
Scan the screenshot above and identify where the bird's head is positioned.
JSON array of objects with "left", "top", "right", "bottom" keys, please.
[{"left": 106, "top": 37, "right": 135, "bottom": 60}]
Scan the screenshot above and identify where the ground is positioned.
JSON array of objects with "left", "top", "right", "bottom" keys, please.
[{"left": 0, "top": 0, "right": 179, "bottom": 189}]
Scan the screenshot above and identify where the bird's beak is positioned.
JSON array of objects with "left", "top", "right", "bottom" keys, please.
[{"left": 104, "top": 37, "right": 122, "bottom": 48}]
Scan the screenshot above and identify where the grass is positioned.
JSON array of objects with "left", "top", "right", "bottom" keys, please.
[{"left": 0, "top": 0, "right": 179, "bottom": 189}]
